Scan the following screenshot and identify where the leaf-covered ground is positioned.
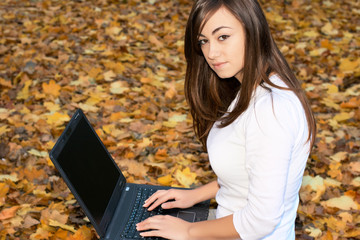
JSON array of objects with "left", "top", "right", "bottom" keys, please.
[{"left": 0, "top": 0, "right": 359, "bottom": 239}]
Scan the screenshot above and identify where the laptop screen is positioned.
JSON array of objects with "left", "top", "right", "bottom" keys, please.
[{"left": 55, "top": 115, "right": 120, "bottom": 226}]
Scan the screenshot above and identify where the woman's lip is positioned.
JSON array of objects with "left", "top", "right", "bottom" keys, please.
[{"left": 213, "top": 62, "right": 226, "bottom": 69}]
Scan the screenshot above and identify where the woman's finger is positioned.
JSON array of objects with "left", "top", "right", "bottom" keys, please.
[
  {"left": 136, "top": 215, "right": 164, "bottom": 231},
  {"left": 143, "top": 190, "right": 167, "bottom": 207},
  {"left": 139, "top": 230, "right": 162, "bottom": 238},
  {"left": 144, "top": 190, "right": 177, "bottom": 210},
  {"left": 146, "top": 193, "right": 174, "bottom": 210}
]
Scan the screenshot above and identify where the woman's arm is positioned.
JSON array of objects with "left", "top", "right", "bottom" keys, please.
[
  {"left": 189, "top": 214, "right": 241, "bottom": 239},
  {"left": 137, "top": 214, "right": 241, "bottom": 239},
  {"left": 190, "top": 180, "right": 220, "bottom": 203},
  {"left": 144, "top": 180, "right": 220, "bottom": 210}
]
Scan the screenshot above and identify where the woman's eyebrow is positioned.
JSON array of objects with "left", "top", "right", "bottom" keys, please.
[{"left": 199, "top": 26, "right": 232, "bottom": 37}]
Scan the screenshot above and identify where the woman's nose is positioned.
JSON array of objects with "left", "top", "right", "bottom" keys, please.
[{"left": 207, "top": 42, "right": 220, "bottom": 59}]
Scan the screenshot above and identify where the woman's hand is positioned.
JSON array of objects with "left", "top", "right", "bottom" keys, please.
[
  {"left": 143, "top": 189, "right": 196, "bottom": 211},
  {"left": 136, "top": 215, "right": 192, "bottom": 240}
]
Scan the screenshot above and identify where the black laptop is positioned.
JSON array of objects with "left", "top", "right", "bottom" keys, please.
[{"left": 49, "top": 109, "right": 209, "bottom": 240}]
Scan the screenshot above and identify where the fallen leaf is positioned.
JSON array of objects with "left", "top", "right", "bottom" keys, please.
[
  {"left": 46, "top": 112, "right": 70, "bottom": 126},
  {"left": 0, "top": 206, "right": 20, "bottom": 220},
  {"left": 329, "top": 151, "right": 348, "bottom": 162},
  {"left": 42, "top": 80, "right": 61, "bottom": 97},
  {"left": 174, "top": 167, "right": 197, "bottom": 188},
  {"left": 157, "top": 174, "right": 172, "bottom": 186},
  {"left": 322, "top": 195, "right": 358, "bottom": 211},
  {"left": 305, "top": 226, "right": 322, "bottom": 237},
  {"left": 17, "top": 80, "right": 32, "bottom": 100},
  {"left": 103, "top": 70, "right": 116, "bottom": 82}
]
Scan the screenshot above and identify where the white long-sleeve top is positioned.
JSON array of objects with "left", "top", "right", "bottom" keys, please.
[{"left": 207, "top": 75, "right": 310, "bottom": 240}]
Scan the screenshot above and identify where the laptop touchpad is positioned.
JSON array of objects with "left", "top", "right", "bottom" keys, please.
[{"left": 177, "top": 211, "right": 196, "bottom": 222}]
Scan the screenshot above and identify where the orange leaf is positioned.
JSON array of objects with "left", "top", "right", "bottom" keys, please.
[
  {"left": 155, "top": 148, "right": 168, "bottom": 161},
  {"left": 0, "top": 77, "right": 12, "bottom": 88},
  {"left": 0, "top": 206, "right": 20, "bottom": 220},
  {"left": 42, "top": 80, "right": 61, "bottom": 97},
  {"left": 69, "top": 226, "right": 92, "bottom": 240},
  {"left": 149, "top": 34, "right": 164, "bottom": 48},
  {"left": 340, "top": 97, "right": 360, "bottom": 109}
]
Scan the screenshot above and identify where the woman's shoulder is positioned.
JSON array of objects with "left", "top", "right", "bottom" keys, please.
[
  {"left": 247, "top": 75, "right": 306, "bottom": 126},
  {"left": 253, "top": 75, "right": 301, "bottom": 107}
]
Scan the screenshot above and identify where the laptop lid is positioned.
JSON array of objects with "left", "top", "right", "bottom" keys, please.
[{"left": 49, "top": 109, "right": 127, "bottom": 237}]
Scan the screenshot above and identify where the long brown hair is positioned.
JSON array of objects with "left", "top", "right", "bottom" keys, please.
[{"left": 184, "top": 0, "right": 316, "bottom": 150}]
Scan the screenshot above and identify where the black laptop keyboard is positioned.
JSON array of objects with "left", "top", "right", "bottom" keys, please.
[{"left": 121, "top": 187, "right": 165, "bottom": 240}]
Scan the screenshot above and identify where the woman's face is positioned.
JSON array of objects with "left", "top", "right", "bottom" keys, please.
[{"left": 198, "top": 6, "right": 246, "bottom": 82}]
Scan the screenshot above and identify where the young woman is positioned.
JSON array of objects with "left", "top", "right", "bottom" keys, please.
[{"left": 136, "top": 0, "right": 316, "bottom": 239}]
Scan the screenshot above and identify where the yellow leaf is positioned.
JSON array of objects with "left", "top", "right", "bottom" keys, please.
[
  {"left": 326, "top": 84, "right": 338, "bottom": 94},
  {"left": 118, "top": 159, "right": 148, "bottom": 178},
  {"left": 105, "top": 26, "right": 122, "bottom": 36},
  {"left": 30, "top": 226, "right": 50, "bottom": 239},
  {"left": 322, "top": 196, "right": 358, "bottom": 210},
  {"left": 302, "top": 175, "right": 324, "bottom": 191},
  {"left": 138, "top": 138, "right": 152, "bottom": 148},
  {"left": 324, "top": 178, "right": 341, "bottom": 188},
  {"left": 88, "top": 67, "right": 102, "bottom": 79},
  {"left": 49, "top": 219, "right": 76, "bottom": 233},
  {"left": 28, "top": 149, "right": 48, "bottom": 158},
  {"left": 301, "top": 175, "right": 325, "bottom": 202},
  {"left": 329, "top": 151, "right": 348, "bottom": 162},
  {"left": 309, "top": 48, "right": 327, "bottom": 57},
  {"left": 92, "top": 44, "right": 107, "bottom": 51},
  {"left": 41, "top": 208, "right": 68, "bottom": 225},
  {"left": 168, "top": 114, "right": 187, "bottom": 123},
  {"left": 320, "top": 98, "right": 340, "bottom": 110},
  {"left": 110, "top": 112, "right": 126, "bottom": 121},
  {"left": 44, "top": 102, "right": 61, "bottom": 112},
  {"left": 303, "top": 30, "right": 319, "bottom": 38},
  {"left": 0, "top": 125, "right": 10, "bottom": 136},
  {"left": 77, "top": 103, "right": 99, "bottom": 112},
  {"left": 103, "top": 70, "right": 116, "bottom": 82},
  {"left": 0, "top": 183, "right": 9, "bottom": 206},
  {"left": 0, "top": 174, "right": 18, "bottom": 182},
  {"left": 175, "top": 167, "right": 197, "bottom": 188},
  {"left": 46, "top": 112, "right": 70, "bottom": 126},
  {"left": 339, "top": 212, "right": 353, "bottom": 223},
  {"left": 110, "top": 81, "right": 128, "bottom": 95},
  {"left": 102, "top": 124, "right": 115, "bottom": 134},
  {"left": 103, "top": 61, "right": 125, "bottom": 74},
  {"left": 16, "top": 80, "right": 32, "bottom": 100},
  {"left": 351, "top": 177, "right": 360, "bottom": 187},
  {"left": 321, "top": 22, "right": 338, "bottom": 35},
  {"left": 344, "top": 229, "right": 360, "bottom": 238},
  {"left": 163, "top": 121, "right": 177, "bottom": 128},
  {"left": 0, "top": 108, "right": 10, "bottom": 120},
  {"left": 339, "top": 58, "right": 360, "bottom": 73},
  {"left": 157, "top": 174, "right": 172, "bottom": 186},
  {"left": 333, "top": 112, "right": 352, "bottom": 122},
  {"left": 305, "top": 227, "right": 322, "bottom": 238}
]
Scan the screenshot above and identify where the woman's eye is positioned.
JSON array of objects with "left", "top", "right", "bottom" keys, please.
[
  {"left": 198, "top": 39, "right": 207, "bottom": 46},
  {"left": 219, "top": 35, "right": 230, "bottom": 41}
]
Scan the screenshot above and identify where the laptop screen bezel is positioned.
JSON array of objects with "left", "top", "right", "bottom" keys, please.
[{"left": 49, "top": 109, "right": 127, "bottom": 237}]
